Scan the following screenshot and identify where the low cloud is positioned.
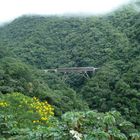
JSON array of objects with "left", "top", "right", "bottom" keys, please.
[{"left": 0, "top": 0, "right": 132, "bottom": 23}]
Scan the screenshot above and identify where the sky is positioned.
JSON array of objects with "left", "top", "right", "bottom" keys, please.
[{"left": 0, "top": 0, "right": 132, "bottom": 23}]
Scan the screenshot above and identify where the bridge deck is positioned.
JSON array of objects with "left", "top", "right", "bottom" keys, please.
[{"left": 44, "top": 67, "right": 98, "bottom": 73}]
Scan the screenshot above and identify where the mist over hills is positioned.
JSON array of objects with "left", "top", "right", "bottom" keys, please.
[{"left": 0, "top": 4, "right": 140, "bottom": 136}]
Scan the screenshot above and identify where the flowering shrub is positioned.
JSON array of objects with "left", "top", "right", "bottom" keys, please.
[
  {"left": 31, "top": 97, "right": 54, "bottom": 123},
  {"left": 0, "top": 93, "right": 54, "bottom": 130},
  {"left": 0, "top": 101, "right": 8, "bottom": 107}
]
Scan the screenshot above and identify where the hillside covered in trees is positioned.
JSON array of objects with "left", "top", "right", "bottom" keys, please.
[{"left": 0, "top": 3, "right": 140, "bottom": 140}]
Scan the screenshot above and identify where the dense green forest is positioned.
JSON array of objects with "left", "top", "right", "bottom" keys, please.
[{"left": 0, "top": 3, "right": 140, "bottom": 140}]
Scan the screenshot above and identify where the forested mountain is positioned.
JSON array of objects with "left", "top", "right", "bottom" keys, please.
[{"left": 0, "top": 4, "right": 140, "bottom": 139}]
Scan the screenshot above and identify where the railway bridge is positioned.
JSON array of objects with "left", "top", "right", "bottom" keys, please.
[{"left": 44, "top": 67, "right": 99, "bottom": 78}]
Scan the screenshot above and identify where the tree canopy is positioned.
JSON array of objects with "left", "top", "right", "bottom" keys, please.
[{"left": 0, "top": 4, "right": 140, "bottom": 139}]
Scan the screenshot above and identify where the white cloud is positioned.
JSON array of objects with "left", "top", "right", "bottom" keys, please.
[{"left": 0, "top": 0, "right": 131, "bottom": 23}]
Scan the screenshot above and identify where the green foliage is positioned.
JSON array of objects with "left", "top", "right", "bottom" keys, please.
[
  {"left": 0, "top": 97, "right": 139, "bottom": 140},
  {"left": 0, "top": 4, "right": 140, "bottom": 138},
  {"left": 0, "top": 93, "right": 55, "bottom": 139},
  {"left": 0, "top": 57, "right": 87, "bottom": 115}
]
